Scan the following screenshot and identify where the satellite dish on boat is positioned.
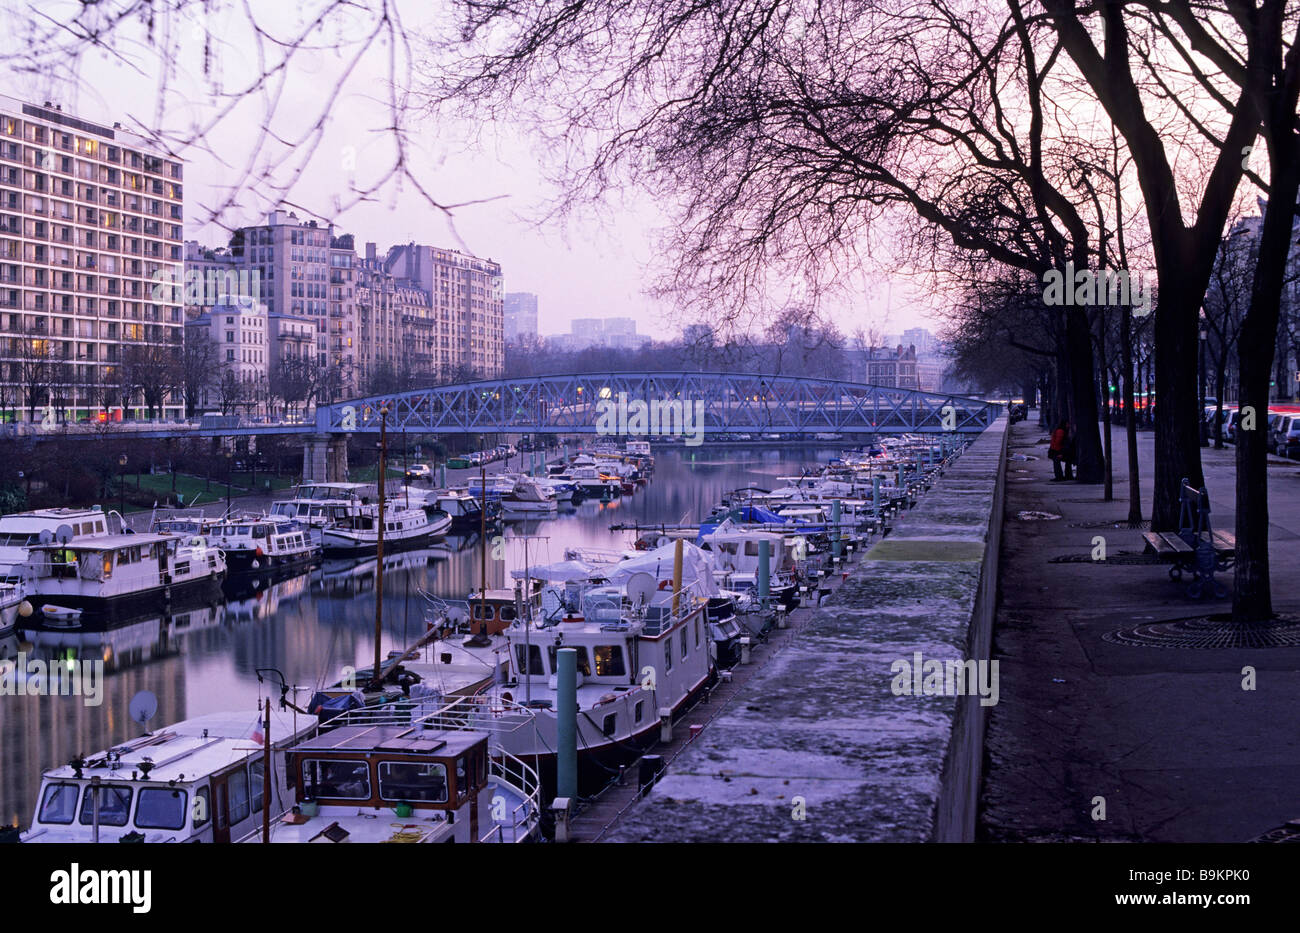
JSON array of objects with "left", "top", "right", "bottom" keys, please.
[
  {"left": 128, "top": 690, "right": 158, "bottom": 730},
  {"left": 54, "top": 524, "right": 74, "bottom": 544},
  {"left": 38, "top": 529, "right": 53, "bottom": 544},
  {"left": 626, "top": 572, "right": 657, "bottom": 609}
]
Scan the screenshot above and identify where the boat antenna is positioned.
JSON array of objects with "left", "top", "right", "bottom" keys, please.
[{"left": 370, "top": 403, "right": 390, "bottom": 690}]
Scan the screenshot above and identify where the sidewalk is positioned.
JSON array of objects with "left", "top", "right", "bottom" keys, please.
[{"left": 979, "top": 420, "right": 1300, "bottom": 842}]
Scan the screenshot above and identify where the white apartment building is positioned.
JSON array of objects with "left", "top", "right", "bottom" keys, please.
[
  {"left": 0, "top": 96, "right": 185, "bottom": 421},
  {"left": 185, "top": 295, "right": 268, "bottom": 412}
]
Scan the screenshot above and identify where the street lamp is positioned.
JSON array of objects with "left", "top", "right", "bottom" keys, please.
[
  {"left": 225, "top": 449, "right": 233, "bottom": 513},
  {"left": 117, "top": 454, "right": 127, "bottom": 516}
]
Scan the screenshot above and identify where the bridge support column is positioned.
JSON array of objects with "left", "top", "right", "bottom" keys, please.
[{"left": 302, "top": 433, "right": 349, "bottom": 483}]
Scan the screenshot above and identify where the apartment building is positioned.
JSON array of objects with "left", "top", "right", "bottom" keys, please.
[
  {"left": 0, "top": 96, "right": 184, "bottom": 421},
  {"left": 505, "top": 292, "right": 539, "bottom": 341},
  {"left": 185, "top": 295, "right": 268, "bottom": 411},
  {"left": 384, "top": 242, "right": 504, "bottom": 379}
]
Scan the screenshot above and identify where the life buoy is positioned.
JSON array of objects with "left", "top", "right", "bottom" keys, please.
[{"left": 658, "top": 579, "right": 671, "bottom": 590}]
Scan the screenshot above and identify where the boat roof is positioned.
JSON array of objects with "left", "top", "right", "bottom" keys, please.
[
  {"left": 41, "top": 710, "right": 318, "bottom": 784},
  {"left": 0, "top": 508, "right": 110, "bottom": 530},
  {"left": 292, "top": 724, "right": 485, "bottom": 758},
  {"left": 30, "top": 532, "right": 178, "bottom": 551}
]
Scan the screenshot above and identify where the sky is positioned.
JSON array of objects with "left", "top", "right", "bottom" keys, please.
[{"left": 0, "top": 0, "right": 941, "bottom": 342}]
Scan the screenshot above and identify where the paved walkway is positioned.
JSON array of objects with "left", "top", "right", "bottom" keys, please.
[{"left": 980, "top": 420, "right": 1300, "bottom": 842}]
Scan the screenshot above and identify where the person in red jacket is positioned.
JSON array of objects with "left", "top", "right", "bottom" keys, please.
[{"left": 1049, "top": 419, "right": 1072, "bottom": 481}]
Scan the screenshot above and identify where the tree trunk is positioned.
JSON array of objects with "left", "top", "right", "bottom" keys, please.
[
  {"left": 1233, "top": 160, "right": 1300, "bottom": 622},
  {"left": 1152, "top": 291, "right": 1204, "bottom": 530},
  {"left": 1214, "top": 363, "right": 1226, "bottom": 449},
  {"left": 1065, "top": 307, "right": 1104, "bottom": 483},
  {"left": 1121, "top": 306, "right": 1141, "bottom": 523}
]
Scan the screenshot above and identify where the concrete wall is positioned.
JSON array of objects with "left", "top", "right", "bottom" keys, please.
[{"left": 604, "top": 416, "right": 1009, "bottom": 842}]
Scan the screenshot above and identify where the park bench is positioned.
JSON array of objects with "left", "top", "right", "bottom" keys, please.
[{"left": 1141, "top": 477, "right": 1236, "bottom": 599}]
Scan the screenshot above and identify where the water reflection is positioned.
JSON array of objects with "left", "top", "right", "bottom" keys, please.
[{"left": 0, "top": 445, "right": 831, "bottom": 828}]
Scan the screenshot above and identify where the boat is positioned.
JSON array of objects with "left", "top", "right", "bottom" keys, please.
[
  {"left": 0, "top": 581, "right": 26, "bottom": 636},
  {"left": 0, "top": 507, "right": 120, "bottom": 584},
  {"left": 428, "top": 489, "right": 502, "bottom": 531},
  {"left": 210, "top": 514, "right": 320, "bottom": 575},
  {"left": 499, "top": 476, "right": 558, "bottom": 516},
  {"left": 21, "top": 708, "right": 319, "bottom": 843},
  {"left": 21, "top": 532, "right": 227, "bottom": 624},
  {"left": 320, "top": 504, "right": 450, "bottom": 557},
  {"left": 150, "top": 509, "right": 223, "bottom": 542},
  {"left": 698, "top": 523, "right": 802, "bottom": 610},
  {"left": 258, "top": 719, "right": 541, "bottom": 843},
  {"left": 40, "top": 604, "right": 82, "bottom": 628},
  {"left": 269, "top": 482, "right": 380, "bottom": 544}
]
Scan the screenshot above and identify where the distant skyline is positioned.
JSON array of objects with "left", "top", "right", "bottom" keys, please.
[{"left": 0, "top": 2, "right": 943, "bottom": 340}]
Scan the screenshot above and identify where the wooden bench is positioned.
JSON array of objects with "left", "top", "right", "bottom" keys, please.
[{"left": 1141, "top": 478, "right": 1233, "bottom": 598}]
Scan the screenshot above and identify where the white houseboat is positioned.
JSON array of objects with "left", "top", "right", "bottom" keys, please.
[
  {"left": 21, "top": 532, "right": 227, "bottom": 623},
  {"left": 210, "top": 515, "right": 319, "bottom": 575},
  {"left": 21, "top": 709, "right": 318, "bottom": 843},
  {"left": 0, "top": 507, "right": 118, "bottom": 583},
  {"left": 320, "top": 504, "right": 450, "bottom": 557}
]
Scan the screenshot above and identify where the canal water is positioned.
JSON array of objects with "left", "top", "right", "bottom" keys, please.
[{"left": 0, "top": 445, "right": 837, "bottom": 829}]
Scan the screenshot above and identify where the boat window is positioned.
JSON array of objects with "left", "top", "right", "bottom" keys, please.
[
  {"left": 680, "top": 628, "right": 688, "bottom": 661},
  {"left": 228, "top": 769, "right": 250, "bottom": 823},
  {"left": 745, "top": 541, "right": 759, "bottom": 556},
  {"left": 192, "top": 787, "right": 210, "bottom": 828},
  {"left": 664, "top": 643, "right": 673, "bottom": 672},
  {"left": 174, "top": 561, "right": 190, "bottom": 577},
  {"left": 378, "top": 761, "right": 447, "bottom": 803},
  {"left": 634, "top": 700, "right": 644, "bottom": 724},
  {"left": 602, "top": 713, "right": 617, "bottom": 737},
  {"left": 593, "top": 645, "right": 626, "bottom": 677},
  {"left": 249, "top": 758, "right": 264, "bottom": 815},
  {"left": 252, "top": 526, "right": 268, "bottom": 539},
  {"left": 134, "top": 787, "right": 187, "bottom": 830},
  {"left": 302, "top": 758, "right": 371, "bottom": 800},
  {"left": 695, "top": 619, "right": 701, "bottom": 648},
  {"left": 78, "top": 784, "right": 132, "bottom": 826},
  {"left": 547, "top": 645, "right": 590, "bottom": 676},
  {"left": 514, "top": 644, "right": 545, "bottom": 675},
  {"left": 38, "top": 782, "right": 80, "bottom": 824}
]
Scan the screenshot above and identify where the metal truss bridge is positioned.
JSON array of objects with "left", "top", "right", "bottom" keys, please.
[
  {"left": 5, "top": 373, "right": 1000, "bottom": 441},
  {"left": 314, "top": 372, "right": 998, "bottom": 437}
]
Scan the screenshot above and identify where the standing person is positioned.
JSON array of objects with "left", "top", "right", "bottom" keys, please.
[
  {"left": 1063, "top": 420, "right": 1076, "bottom": 480},
  {"left": 1049, "top": 419, "right": 1069, "bottom": 481}
]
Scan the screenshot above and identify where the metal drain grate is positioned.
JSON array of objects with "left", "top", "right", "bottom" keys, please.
[
  {"left": 1049, "top": 552, "right": 1162, "bottom": 564},
  {"left": 1251, "top": 823, "right": 1300, "bottom": 843},
  {"left": 1068, "top": 519, "right": 1152, "bottom": 530},
  {"left": 1103, "top": 615, "right": 1300, "bottom": 649}
]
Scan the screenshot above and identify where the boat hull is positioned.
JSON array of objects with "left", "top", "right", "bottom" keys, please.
[{"left": 26, "top": 574, "right": 225, "bottom": 625}]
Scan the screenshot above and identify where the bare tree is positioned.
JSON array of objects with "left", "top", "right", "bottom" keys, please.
[
  {"left": 180, "top": 331, "right": 219, "bottom": 418},
  {"left": 124, "top": 341, "right": 181, "bottom": 419}
]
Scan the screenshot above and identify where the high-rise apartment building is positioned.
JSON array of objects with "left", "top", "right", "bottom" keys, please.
[
  {"left": 385, "top": 243, "right": 504, "bottom": 379},
  {"left": 504, "top": 292, "right": 539, "bottom": 341},
  {"left": 0, "top": 96, "right": 185, "bottom": 420}
]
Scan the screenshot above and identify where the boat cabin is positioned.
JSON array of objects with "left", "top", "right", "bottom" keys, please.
[
  {"left": 22, "top": 710, "right": 318, "bottom": 843},
  {"left": 272, "top": 725, "right": 509, "bottom": 843},
  {"left": 465, "top": 583, "right": 543, "bottom": 635}
]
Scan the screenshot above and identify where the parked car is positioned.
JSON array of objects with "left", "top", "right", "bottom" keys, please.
[
  {"left": 1272, "top": 414, "right": 1300, "bottom": 458},
  {"left": 405, "top": 463, "right": 432, "bottom": 480}
]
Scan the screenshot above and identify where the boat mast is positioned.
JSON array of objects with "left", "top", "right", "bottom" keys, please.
[
  {"left": 372, "top": 403, "right": 390, "bottom": 688},
  {"left": 479, "top": 452, "right": 488, "bottom": 635}
]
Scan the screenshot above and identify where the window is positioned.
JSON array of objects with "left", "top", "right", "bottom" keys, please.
[
  {"left": 602, "top": 713, "right": 617, "bottom": 737},
  {"left": 378, "top": 760, "right": 447, "bottom": 803},
  {"left": 546, "top": 645, "right": 590, "bottom": 676},
  {"left": 38, "top": 782, "right": 80, "bottom": 824},
  {"left": 593, "top": 645, "right": 626, "bottom": 677},
  {"left": 634, "top": 700, "right": 645, "bottom": 724},
  {"left": 301, "top": 758, "right": 371, "bottom": 800},
  {"left": 227, "top": 769, "right": 250, "bottom": 823},
  {"left": 192, "top": 787, "right": 210, "bottom": 828},
  {"left": 514, "top": 643, "right": 544, "bottom": 675},
  {"left": 134, "top": 788, "right": 187, "bottom": 830},
  {"left": 695, "top": 619, "right": 701, "bottom": 648},
  {"left": 249, "top": 758, "right": 265, "bottom": 815},
  {"left": 680, "top": 629, "right": 688, "bottom": 661},
  {"left": 78, "top": 784, "right": 132, "bottom": 826},
  {"left": 664, "top": 643, "right": 673, "bottom": 672}
]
